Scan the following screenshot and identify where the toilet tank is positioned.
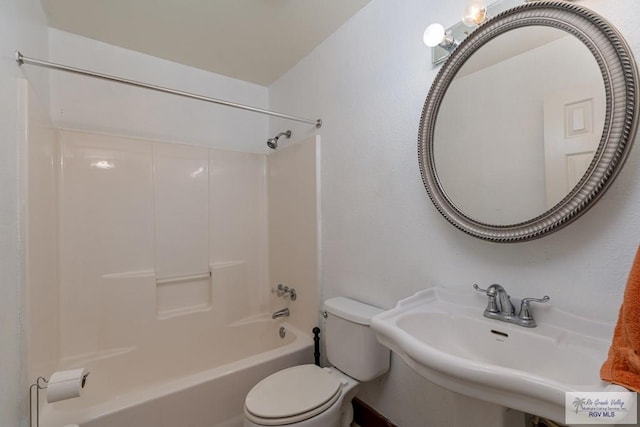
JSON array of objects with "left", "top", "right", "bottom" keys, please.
[{"left": 323, "top": 297, "right": 390, "bottom": 381}]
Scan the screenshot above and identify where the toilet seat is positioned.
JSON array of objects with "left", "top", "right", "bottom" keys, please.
[{"left": 245, "top": 364, "right": 343, "bottom": 426}]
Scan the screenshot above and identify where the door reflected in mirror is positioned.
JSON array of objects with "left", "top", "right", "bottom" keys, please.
[{"left": 433, "top": 26, "right": 605, "bottom": 225}]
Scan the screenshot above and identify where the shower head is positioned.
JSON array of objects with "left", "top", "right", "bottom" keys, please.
[{"left": 267, "top": 130, "right": 292, "bottom": 150}]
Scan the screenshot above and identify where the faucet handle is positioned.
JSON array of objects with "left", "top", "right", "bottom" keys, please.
[
  {"left": 518, "top": 296, "right": 550, "bottom": 321},
  {"left": 276, "top": 284, "right": 297, "bottom": 301},
  {"left": 473, "top": 283, "right": 489, "bottom": 293},
  {"left": 473, "top": 283, "right": 502, "bottom": 295},
  {"left": 473, "top": 283, "right": 506, "bottom": 296},
  {"left": 473, "top": 284, "right": 500, "bottom": 313}
]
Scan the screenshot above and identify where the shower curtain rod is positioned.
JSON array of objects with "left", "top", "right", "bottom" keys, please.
[{"left": 15, "top": 51, "right": 322, "bottom": 128}]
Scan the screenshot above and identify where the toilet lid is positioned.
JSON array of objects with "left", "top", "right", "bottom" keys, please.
[{"left": 245, "top": 364, "right": 342, "bottom": 420}]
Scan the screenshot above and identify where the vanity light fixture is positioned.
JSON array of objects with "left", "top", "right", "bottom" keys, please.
[{"left": 424, "top": 0, "right": 523, "bottom": 65}]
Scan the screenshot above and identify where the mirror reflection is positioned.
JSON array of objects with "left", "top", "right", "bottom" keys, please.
[{"left": 433, "top": 26, "right": 605, "bottom": 225}]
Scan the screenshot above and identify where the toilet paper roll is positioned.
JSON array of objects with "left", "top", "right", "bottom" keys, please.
[{"left": 46, "top": 368, "right": 89, "bottom": 403}]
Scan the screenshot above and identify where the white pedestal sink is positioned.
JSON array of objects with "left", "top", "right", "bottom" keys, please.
[{"left": 370, "top": 288, "right": 627, "bottom": 425}]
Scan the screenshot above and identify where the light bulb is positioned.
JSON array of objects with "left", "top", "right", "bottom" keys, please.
[
  {"left": 462, "top": 0, "right": 488, "bottom": 27},
  {"left": 423, "top": 23, "right": 446, "bottom": 48}
]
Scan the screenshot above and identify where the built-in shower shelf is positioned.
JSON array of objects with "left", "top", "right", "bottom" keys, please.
[{"left": 156, "top": 271, "right": 212, "bottom": 318}]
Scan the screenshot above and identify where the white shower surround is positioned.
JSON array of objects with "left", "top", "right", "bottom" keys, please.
[
  {"left": 25, "top": 127, "right": 320, "bottom": 427},
  {"left": 56, "top": 130, "right": 272, "bottom": 360}
]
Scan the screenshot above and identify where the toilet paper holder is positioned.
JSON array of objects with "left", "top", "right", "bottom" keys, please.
[
  {"left": 29, "top": 371, "right": 89, "bottom": 427},
  {"left": 29, "top": 376, "right": 49, "bottom": 427}
]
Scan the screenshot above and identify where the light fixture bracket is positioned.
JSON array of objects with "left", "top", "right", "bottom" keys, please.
[{"left": 431, "top": 0, "right": 523, "bottom": 65}]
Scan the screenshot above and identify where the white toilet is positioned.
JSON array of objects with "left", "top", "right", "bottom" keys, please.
[{"left": 244, "top": 297, "right": 390, "bottom": 427}]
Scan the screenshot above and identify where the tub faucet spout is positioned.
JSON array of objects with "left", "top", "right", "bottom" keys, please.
[{"left": 272, "top": 308, "right": 290, "bottom": 319}]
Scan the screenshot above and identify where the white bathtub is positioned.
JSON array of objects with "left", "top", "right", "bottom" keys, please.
[{"left": 41, "top": 320, "right": 313, "bottom": 427}]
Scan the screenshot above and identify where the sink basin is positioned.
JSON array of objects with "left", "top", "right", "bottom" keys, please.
[{"left": 370, "top": 288, "right": 621, "bottom": 423}]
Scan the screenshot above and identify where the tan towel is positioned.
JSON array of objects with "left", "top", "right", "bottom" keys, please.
[{"left": 600, "top": 245, "right": 640, "bottom": 391}]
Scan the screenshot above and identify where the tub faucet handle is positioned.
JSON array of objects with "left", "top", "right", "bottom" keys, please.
[{"left": 276, "top": 284, "right": 297, "bottom": 301}]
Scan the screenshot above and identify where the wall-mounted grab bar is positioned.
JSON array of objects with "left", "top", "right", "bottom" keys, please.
[
  {"left": 156, "top": 271, "right": 211, "bottom": 285},
  {"left": 15, "top": 51, "right": 322, "bottom": 128}
]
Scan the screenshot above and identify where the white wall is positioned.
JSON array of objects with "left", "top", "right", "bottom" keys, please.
[
  {"left": 269, "top": 0, "right": 640, "bottom": 425},
  {"left": 49, "top": 29, "right": 270, "bottom": 153},
  {"left": 0, "top": 1, "right": 51, "bottom": 426}
]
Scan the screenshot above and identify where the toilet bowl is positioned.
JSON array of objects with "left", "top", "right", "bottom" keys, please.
[
  {"left": 243, "top": 297, "right": 390, "bottom": 427},
  {"left": 244, "top": 365, "right": 358, "bottom": 427}
]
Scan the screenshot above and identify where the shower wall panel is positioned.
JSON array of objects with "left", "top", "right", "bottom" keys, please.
[
  {"left": 154, "top": 144, "right": 209, "bottom": 278},
  {"left": 268, "top": 136, "right": 320, "bottom": 334},
  {"left": 58, "top": 130, "right": 268, "bottom": 363},
  {"left": 153, "top": 143, "right": 211, "bottom": 317},
  {"left": 210, "top": 150, "right": 269, "bottom": 320},
  {"left": 59, "top": 131, "right": 155, "bottom": 359}
]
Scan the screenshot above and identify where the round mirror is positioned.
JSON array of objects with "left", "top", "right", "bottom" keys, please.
[{"left": 418, "top": 2, "right": 639, "bottom": 242}]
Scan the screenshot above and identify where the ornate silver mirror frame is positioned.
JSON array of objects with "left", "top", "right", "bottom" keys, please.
[{"left": 418, "top": 1, "right": 639, "bottom": 243}]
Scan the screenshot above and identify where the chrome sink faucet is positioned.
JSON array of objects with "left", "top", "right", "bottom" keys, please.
[
  {"left": 473, "top": 284, "right": 549, "bottom": 328},
  {"left": 272, "top": 308, "right": 290, "bottom": 319}
]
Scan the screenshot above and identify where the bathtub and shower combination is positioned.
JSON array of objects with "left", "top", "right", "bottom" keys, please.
[{"left": 30, "top": 130, "right": 320, "bottom": 427}]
